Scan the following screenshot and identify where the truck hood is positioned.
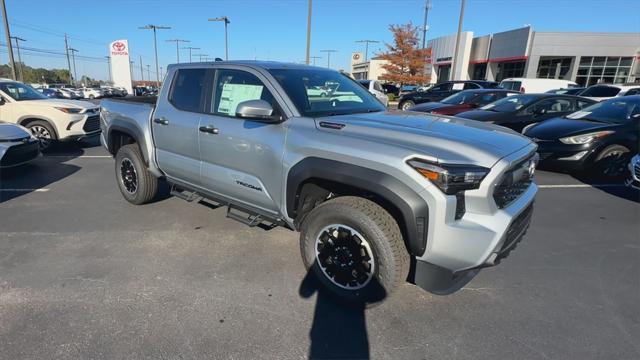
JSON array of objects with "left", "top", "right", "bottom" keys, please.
[
  {"left": 0, "top": 123, "right": 30, "bottom": 140},
  {"left": 315, "top": 111, "right": 534, "bottom": 168},
  {"left": 15, "top": 99, "right": 97, "bottom": 109}
]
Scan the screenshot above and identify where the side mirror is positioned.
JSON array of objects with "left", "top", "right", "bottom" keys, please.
[{"left": 236, "top": 99, "right": 278, "bottom": 122}]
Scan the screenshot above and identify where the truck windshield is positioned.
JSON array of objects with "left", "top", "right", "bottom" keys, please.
[
  {"left": 0, "top": 82, "right": 47, "bottom": 101},
  {"left": 269, "top": 68, "right": 385, "bottom": 117}
]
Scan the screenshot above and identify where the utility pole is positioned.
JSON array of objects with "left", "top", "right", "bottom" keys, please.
[
  {"left": 130, "top": 60, "right": 135, "bottom": 82},
  {"left": 310, "top": 56, "right": 321, "bottom": 66},
  {"left": 139, "top": 55, "right": 145, "bottom": 83},
  {"left": 10, "top": 36, "right": 26, "bottom": 82},
  {"left": 139, "top": 24, "right": 171, "bottom": 87},
  {"left": 305, "top": 0, "right": 312, "bottom": 64},
  {"left": 104, "top": 56, "right": 112, "bottom": 83},
  {"left": 451, "top": 0, "right": 466, "bottom": 81},
  {"left": 208, "top": 17, "right": 230, "bottom": 60},
  {"left": 64, "top": 34, "right": 73, "bottom": 85},
  {"left": 421, "top": 0, "right": 431, "bottom": 49},
  {"left": 194, "top": 53, "right": 208, "bottom": 62},
  {"left": 182, "top": 46, "right": 200, "bottom": 62},
  {"left": 146, "top": 64, "right": 151, "bottom": 86},
  {"left": 166, "top": 39, "right": 189, "bottom": 63},
  {"left": 355, "top": 40, "right": 379, "bottom": 61},
  {"left": 160, "top": 66, "right": 163, "bottom": 81},
  {"left": 68, "top": 48, "right": 79, "bottom": 87},
  {"left": 320, "top": 49, "right": 337, "bottom": 68},
  {"left": 1, "top": 0, "right": 16, "bottom": 80}
]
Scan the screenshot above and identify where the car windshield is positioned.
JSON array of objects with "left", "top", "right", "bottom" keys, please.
[
  {"left": 441, "top": 91, "right": 478, "bottom": 105},
  {"left": 565, "top": 97, "right": 640, "bottom": 124},
  {"left": 269, "top": 68, "right": 386, "bottom": 117},
  {"left": 480, "top": 94, "right": 539, "bottom": 112},
  {"left": 0, "top": 82, "right": 47, "bottom": 101}
]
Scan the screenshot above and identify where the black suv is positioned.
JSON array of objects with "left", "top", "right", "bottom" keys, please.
[{"left": 398, "top": 80, "right": 499, "bottom": 110}]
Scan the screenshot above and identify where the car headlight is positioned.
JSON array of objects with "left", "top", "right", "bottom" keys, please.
[
  {"left": 55, "top": 107, "right": 83, "bottom": 114},
  {"left": 407, "top": 159, "right": 489, "bottom": 194},
  {"left": 559, "top": 130, "right": 614, "bottom": 145}
]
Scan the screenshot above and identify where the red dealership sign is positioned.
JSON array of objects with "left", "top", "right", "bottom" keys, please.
[{"left": 111, "top": 41, "right": 128, "bottom": 56}]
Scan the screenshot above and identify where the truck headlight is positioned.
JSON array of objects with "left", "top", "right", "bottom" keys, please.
[
  {"left": 408, "top": 159, "right": 489, "bottom": 195},
  {"left": 559, "top": 130, "right": 613, "bottom": 145},
  {"left": 55, "top": 107, "right": 83, "bottom": 114}
]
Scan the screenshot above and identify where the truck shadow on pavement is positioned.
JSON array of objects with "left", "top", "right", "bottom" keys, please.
[{"left": 298, "top": 263, "right": 386, "bottom": 360}]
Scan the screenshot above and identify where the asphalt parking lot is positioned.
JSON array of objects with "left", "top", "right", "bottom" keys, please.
[{"left": 1, "top": 138, "right": 639, "bottom": 360}]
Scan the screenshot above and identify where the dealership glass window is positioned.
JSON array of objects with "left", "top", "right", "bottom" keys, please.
[
  {"left": 575, "top": 56, "right": 633, "bottom": 87},
  {"left": 536, "top": 57, "right": 572, "bottom": 79},
  {"left": 471, "top": 63, "right": 487, "bottom": 80},
  {"left": 496, "top": 61, "right": 525, "bottom": 81}
]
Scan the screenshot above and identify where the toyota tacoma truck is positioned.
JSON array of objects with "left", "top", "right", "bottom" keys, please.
[
  {"left": 0, "top": 79, "right": 101, "bottom": 150},
  {"left": 100, "top": 61, "right": 538, "bottom": 302}
]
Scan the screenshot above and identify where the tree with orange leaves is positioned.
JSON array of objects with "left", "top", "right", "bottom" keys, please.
[{"left": 378, "top": 23, "right": 431, "bottom": 86}]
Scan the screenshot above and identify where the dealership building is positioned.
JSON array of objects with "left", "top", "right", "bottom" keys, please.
[{"left": 352, "top": 26, "right": 640, "bottom": 86}]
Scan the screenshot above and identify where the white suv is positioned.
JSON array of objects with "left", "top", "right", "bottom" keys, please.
[
  {"left": 79, "top": 87, "right": 103, "bottom": 99},
  {"left": 0, "top": 80, "right": 100, "bottom": 150}
]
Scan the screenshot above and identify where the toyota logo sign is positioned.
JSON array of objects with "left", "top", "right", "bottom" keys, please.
[
  {"left": 112, "top": 42, "right": 126, "bottom": 52},
  {"left": 111, "top": 41, "right": 129, "bottom": 56}
]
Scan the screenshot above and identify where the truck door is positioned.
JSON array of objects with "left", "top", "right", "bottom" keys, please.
[
  {"left": 152, "top": 68, "right": 211, "bottom": 186},
  {"left": 198, "top": 67, "right": 287, "bottom": 215}
]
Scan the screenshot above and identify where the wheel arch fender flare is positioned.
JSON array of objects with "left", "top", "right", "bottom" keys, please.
[
  {"left": 107, "top": 120, "right": 149, "bottom": 165},
  {"left": 286, "top": 157, "right": 429, "bottom": 256},
  {"left": 18, "top": 116, "right": 59, "bottom": 139}
]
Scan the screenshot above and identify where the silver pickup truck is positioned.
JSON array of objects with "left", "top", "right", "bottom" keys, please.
[{"left": 100, "top": 61, "right": 538, "bottom": 302}]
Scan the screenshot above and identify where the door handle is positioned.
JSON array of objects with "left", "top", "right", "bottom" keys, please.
[
  {"left": 153, "top": 117, "right": 169, "bottom": 125},
  {"left": 199, "top": 125, "right": 219, "bottom": 134}
]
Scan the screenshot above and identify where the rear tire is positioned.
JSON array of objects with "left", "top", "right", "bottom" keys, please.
[
  {"left": 299, "top": 196, "right": 409, "bottom": 304},
  {"left": 115, "top": 144, "right": 158, "bottom": 205},
  {"left": 593, "top": 144, "right": 630, "bottom": 179}
]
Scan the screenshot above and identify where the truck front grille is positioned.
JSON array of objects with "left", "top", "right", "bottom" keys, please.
[
  {"left": 493, "top": 154, "right": 536, "bottom": 209},
  {"left": 497, "top": 203, "right": 534, "bottom": 259},
  {"left": 83, "top": 115, "right": 100, "bottom": 132}
]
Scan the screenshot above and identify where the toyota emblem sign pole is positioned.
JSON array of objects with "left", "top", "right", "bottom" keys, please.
[{"left": 109, "top": 40, "right": 134, "bottom": 95}]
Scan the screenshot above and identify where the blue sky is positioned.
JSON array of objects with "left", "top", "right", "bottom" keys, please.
[{"left": 2, "top": 0, "right": 638, "bottom": 81}]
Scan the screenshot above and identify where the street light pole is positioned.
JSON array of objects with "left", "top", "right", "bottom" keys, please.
[
  {"left": 182, "top": 46, "right": 200, "bottom": 62},
  {"left": 139, "top": 54, "right": 144, "bottom": 83},
  {"left": 305, "top": 0, "right": 312, "bottom": 64},
  {"left": 139, "top": 24, "right": 171, "bottom": 87},
  {"left": 451, "top": 0, "right": 466, "bottom": 81},
  {"left": 146, "top": 64, "right": 151, "bottom": 85},
  {"left": 355, "top": 40, "right": 379, "bottom": 61},
  {"left": 208, "top": 17, "right": 230, "bottom": 60},
  {"left": 10, "top": 36, "right": 26, "bottom": 82},
  {"left": 310, "top": 56, "right": 321, "bottom": 66},
  {"left": 166, "top": 39, "right": 189, "bottom": 63},
  {"left": 105, "top": 56, "right": 112, "bottom": 83},
  {"left": 421, "top": 0, "right": 431, "bottom": 49},
  {"left": 68, "top": 48, "right": 79, "bottom": 87},
  {"left": 64, "top": 34, "right": 74, "bottom": 85},
  {"left": 320, "top": 49, "right": 337, "bottom": 68},
  {"left": 1, "top": 0, "right": 16, "bottom": 80}
]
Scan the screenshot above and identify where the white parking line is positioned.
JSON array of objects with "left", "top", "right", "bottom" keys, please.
[
  {"left": 0, "top": 188, "right": 50, "bottom": 192},
  {"left": 538, "top": 184, "right": 625, "bottom": 189},
  {"left": 44, "top": 155, "right": 111, "bottom": 158}
]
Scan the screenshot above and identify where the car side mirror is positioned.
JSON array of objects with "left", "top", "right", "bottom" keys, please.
[{"left": 236, "top": 99, "right": 279, "bottom": 122}]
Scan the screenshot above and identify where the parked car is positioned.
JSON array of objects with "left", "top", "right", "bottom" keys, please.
[
  {"left": 0, "top": 79, "right": 101, "bottom": 150},
  {"left": 38, "top": 88, "right": 64, "bottom": 99},
  {"left": 409, "top": 89, "right": 519, "bottom": 115},
  {"left": 524, "top": 96, "right": 640, "bottom": 178},
  {"left": 626, "top": 153, "right": 640, "bottom": 190},
  {"left": 79, "top": 87, "right": 103, "bottom": 99},
  {"left": 546, "top": 87, "right": 585, "bottom": 95},
  {"left": 579, "top": 84, "right": 640, "bottom": 102},
  {"left": 381, "top": 83, "right": 399, "bottom": 97},
  {"left": 457, "top": 93, "right": 596, "bottom": 132},
  {"left": 399, "top": 84, "right": 417, "bottom": 96},
  {"left": 398, "top": 80, "right": 499, "bottom": 111},
  {"left": 499, "top": 78, "right": 578, "bottom": 93},
  {"left": 101, "top": 61, "right": 538, "bottom": 303},
  {"left": 356, "top": 79, "right": 388, "bottom": 106},
  {"left": 58, "top": 88, "right": 82, "bottom": 100},
  {"left": 0, "top": 122, "right": 40, "bottom": 168},
  {"left": 111, "top": 87, "right": 128, "bottom": 97}
]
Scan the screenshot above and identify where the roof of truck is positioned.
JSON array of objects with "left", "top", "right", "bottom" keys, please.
[{"left": 167, "top": 60, "right": 331, "bottom": 71}]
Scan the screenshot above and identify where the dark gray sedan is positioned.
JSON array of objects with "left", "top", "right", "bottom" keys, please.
[{"left": 0, "top": 122, "right": 40, "bottom": 168}]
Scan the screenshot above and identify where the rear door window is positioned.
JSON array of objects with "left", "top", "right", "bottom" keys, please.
[
  {"left": 580, "top": 85, "right": 621, "bottom": 98},
  {"left": 169, "top": 68, "right": 208, "bottom": 113},
  {"left": 500, "top": 81, "right": 522, "bottom": 91}
]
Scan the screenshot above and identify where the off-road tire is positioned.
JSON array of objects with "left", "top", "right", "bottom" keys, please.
[
  {"left": 299, "top": 196, "right": 409, "bottom": 304},
  {"left": 115, "top": 144, "right": 158, "bottom": 205}
]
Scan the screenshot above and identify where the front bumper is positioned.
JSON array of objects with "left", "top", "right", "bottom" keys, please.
[
  {"left": 411, "top": 145, "right": 537, "bottom": 292},
  {"left": 534, "top": 139, "right": 597, "bottom": 171},
  {"left": 626, "top": 155, "right": 640, "bottom": 190},
  {"left": 59, "top": 112, "right": 101, "bottom": 139},
  {"left": 0, "top": 138, "right": 40, "bottom": 168}
]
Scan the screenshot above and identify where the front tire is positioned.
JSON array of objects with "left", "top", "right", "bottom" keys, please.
[
  {"left": 299, "top": 196, "right": 409, "bottom": 304},
  {"left": 593, "top": 145, "right": 630, "bottom": 179},
  {"left": 400, "top": 100, "right": 415, "bottom": 111},
  {"left": 115, "top": 144, "right": 158, "bottom": 205},
  {"left": 26, "top": 120, "right": 57, "bottom": 151}
]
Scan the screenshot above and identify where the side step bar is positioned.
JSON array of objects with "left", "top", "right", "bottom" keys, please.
[
  {"left": 226, "top": 206, "right": 264, "bottom": 227},
  {"left": 170, "top": 184, "right": 202, "bottom": 202}
]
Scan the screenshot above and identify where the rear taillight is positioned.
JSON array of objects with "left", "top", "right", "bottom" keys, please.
[{"left": 520, "top": 87, "right": 525, "bottom": 93}]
